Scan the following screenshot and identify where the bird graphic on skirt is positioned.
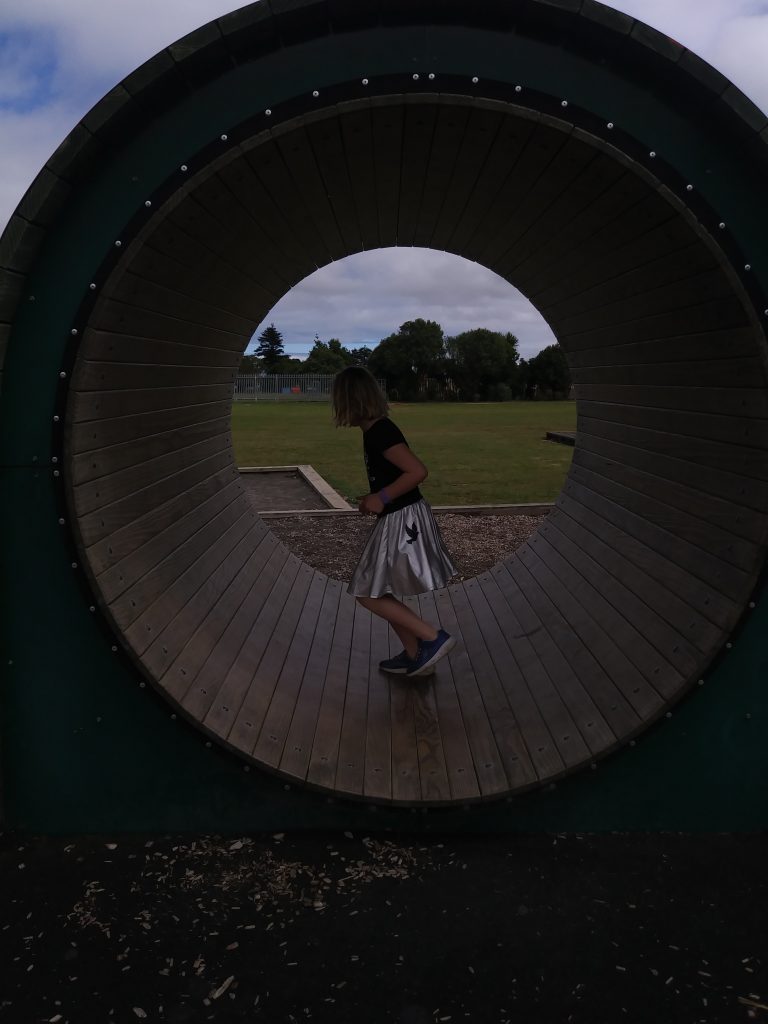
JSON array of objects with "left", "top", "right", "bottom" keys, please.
[{"left": 405, "top": 523, "right": 419, "bottom": 544}]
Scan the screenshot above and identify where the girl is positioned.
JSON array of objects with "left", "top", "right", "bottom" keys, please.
[{"left": 332, "top": 366, "right": 458, "bottom": 677}]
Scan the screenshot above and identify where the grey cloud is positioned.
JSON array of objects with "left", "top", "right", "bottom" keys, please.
[
  {"left": 0, "top": 33, "right": 51, "bottom": 105},
  {"left": 2, "top": 1, "right": 235, "bottom": 81},
  {"left": 609, "top": 0, "right": 768, "bottom": 111},
  {"left": 0, "top": 1, "right": 238, "bottom": 223},
  {"left": 0, "top": 99, "right": 88, "bottom": 222},
  {"left": 251, "top": 248, "right": 557, "bottom": 359},
  {"left": 713, "top": 13, "right": 768, "bottom": 112}
]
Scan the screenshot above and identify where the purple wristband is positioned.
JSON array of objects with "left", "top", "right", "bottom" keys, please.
[{"left": 379, "top": 488, "right": 392, "bottom": 505}]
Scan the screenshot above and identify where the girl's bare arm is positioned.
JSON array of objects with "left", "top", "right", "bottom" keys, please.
[{"left": 358, "top": 443, "right": 428, "bottom": 514}]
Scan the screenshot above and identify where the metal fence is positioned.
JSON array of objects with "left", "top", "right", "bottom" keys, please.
[{"left": 233, "top": 373, "right": 386, "bottom": 401}]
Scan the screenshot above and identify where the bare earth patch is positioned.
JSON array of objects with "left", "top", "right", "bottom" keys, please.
[{"left": 267, "top": 511, "right": 548, "bottom": 582}]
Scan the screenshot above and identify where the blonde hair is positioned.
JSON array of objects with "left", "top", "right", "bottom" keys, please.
[{"left": 332, "top": 366, "right": 388, "bottom": 426}]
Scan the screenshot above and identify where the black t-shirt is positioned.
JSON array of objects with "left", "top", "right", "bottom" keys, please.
[{"left": 363, "top": 418, "right": 422, "bottom": 516}]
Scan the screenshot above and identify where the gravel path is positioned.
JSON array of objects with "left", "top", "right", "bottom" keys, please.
[{"left": 267, "top": 512, "right": 548, "bottom": 582}]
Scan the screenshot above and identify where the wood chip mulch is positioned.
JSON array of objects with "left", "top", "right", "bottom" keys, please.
[
  {"left": 267, "top": 512, "right": 547, "bottom": 582},
  {"left": 2, "top": 832, "right": 765, "bottom": 1024}
]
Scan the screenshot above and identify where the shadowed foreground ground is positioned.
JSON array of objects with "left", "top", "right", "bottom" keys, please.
[{"left": 1, "top": 832, "right": 765, "bottom": 1024}]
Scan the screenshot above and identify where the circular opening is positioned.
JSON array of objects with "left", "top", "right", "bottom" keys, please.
[{"left": 232, "top": 246, "right": 571, "bottom": 579}]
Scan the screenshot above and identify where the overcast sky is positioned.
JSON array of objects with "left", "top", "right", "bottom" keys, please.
[{"left": 1, "top": 1, "right": 767, "bottom": 358}]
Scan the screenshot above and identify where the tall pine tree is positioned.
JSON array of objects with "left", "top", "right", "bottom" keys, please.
[{"left": 254, "top": 323, "right": 285, "bottom": 372}]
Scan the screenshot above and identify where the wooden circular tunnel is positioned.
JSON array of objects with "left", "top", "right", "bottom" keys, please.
[{"left": 2, "top": 0, "right": 768, "bottom": 807}]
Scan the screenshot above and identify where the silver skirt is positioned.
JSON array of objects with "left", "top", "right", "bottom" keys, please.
[{"left": 347, "top": 499, "right": 459, "bottom": 598}]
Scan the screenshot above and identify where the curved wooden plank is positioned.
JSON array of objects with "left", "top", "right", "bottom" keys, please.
[
  {"left": 306, "top": 590, "right": 356, "bottom": 791},
  {"left": 363, "top": 610, "right": 393, "bottom": 801},
  {"left": 70, "top": 383, "right": 235, "bottom": 421},
  {"left": 573, "top": 447, "right": 764, "bottom": 567},
  {"left": 278, "top": 578, "right": 344, "bottom": 780},
  {"left": 229, "top": 561, "right": 317, "bottom": 755},
  {"left": 576, "top": 397, "right": 768, "bottom": 449},
  {"left": 476, "top": 572, "right": 591, "bottom": 771},
  {"left": 180, "top": 539, "right": 290, "bottom": 716},
  {"left": 490, "top": 561, "right": 616, "bottom": 758},
  {"left": 73, "top": 431, "right": 234, "bottom": 514},
  {"left": 77, "top": 449, "right": 237, "bottom": 546},
  {"left": 449, "top": 582, "right": 539, "bottom": 789},
  {"left": 203, "top": 553, "right": 302, "bottom": 743},
  {"left": 553, "top": 492, "right": 729, "bottom": 643},
  {"left": 418, "top": 589, "right": 480, "bottom": 802},
  {"left": 72, "top": 415, "right": 231, "bottom": 484},
  {"left": 70, "top": 399, "right": 232, "bottom": 451},
  {"left": 97, "top": 480, "right": 246, "bottom": 602},
  {"left": 162, "top": 530, "right": 280, "bottom": 702},
  {"left": 253, "top": 571, "right": 329, "bottom": 766},
  {"left": 85, "top": 462, "right": 239, "bottom": 567},
  {"left": 337, "top": 101, "right": 384, "bottom": 251},
  {"left": 529, "top": 525, "right": 687, "bottom": 698}
]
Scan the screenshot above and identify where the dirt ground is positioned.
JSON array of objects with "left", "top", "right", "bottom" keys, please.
[
  {"left": 268, "top": 513, "right": 545, "bottom": 581},
  {"left": 240, "top": 471, "right": 330, "bottom": 512},
  {"left": 1, "top": 831, "right": 766, "bottom": 1024}
]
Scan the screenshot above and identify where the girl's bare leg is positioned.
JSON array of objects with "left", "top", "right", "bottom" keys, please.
[
  {"left": 356, "top": 598, "right": 436, "bottom": 659},
  {"left": 356, "top": 595, "right": 438, "bottom": 658},
  {"left": 389, "top": 622, "right": 420, "bottom": 659}
]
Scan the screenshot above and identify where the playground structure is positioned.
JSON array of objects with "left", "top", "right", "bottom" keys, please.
[{"left": 1, "top": 0, "right": 767, "bottom": 832}]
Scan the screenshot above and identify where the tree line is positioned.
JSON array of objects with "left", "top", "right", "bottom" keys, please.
[{"left": 240, "top": 320, "right": 571, "bottom": 400}]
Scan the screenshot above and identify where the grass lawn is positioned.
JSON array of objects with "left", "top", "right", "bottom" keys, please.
[{"left": 232, "top": 401, "right": 576, "bottom": 506}]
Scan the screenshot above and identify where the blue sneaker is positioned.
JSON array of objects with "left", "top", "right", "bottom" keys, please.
[
  {"left": 406, "top": 630, "right": 456, "bottom": 677},
  {"left": 379, "top": 650, "right": 436, "bottom": 676},
  {"left": 379, "top": 650, "right": 413, "bottom": 675}
]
